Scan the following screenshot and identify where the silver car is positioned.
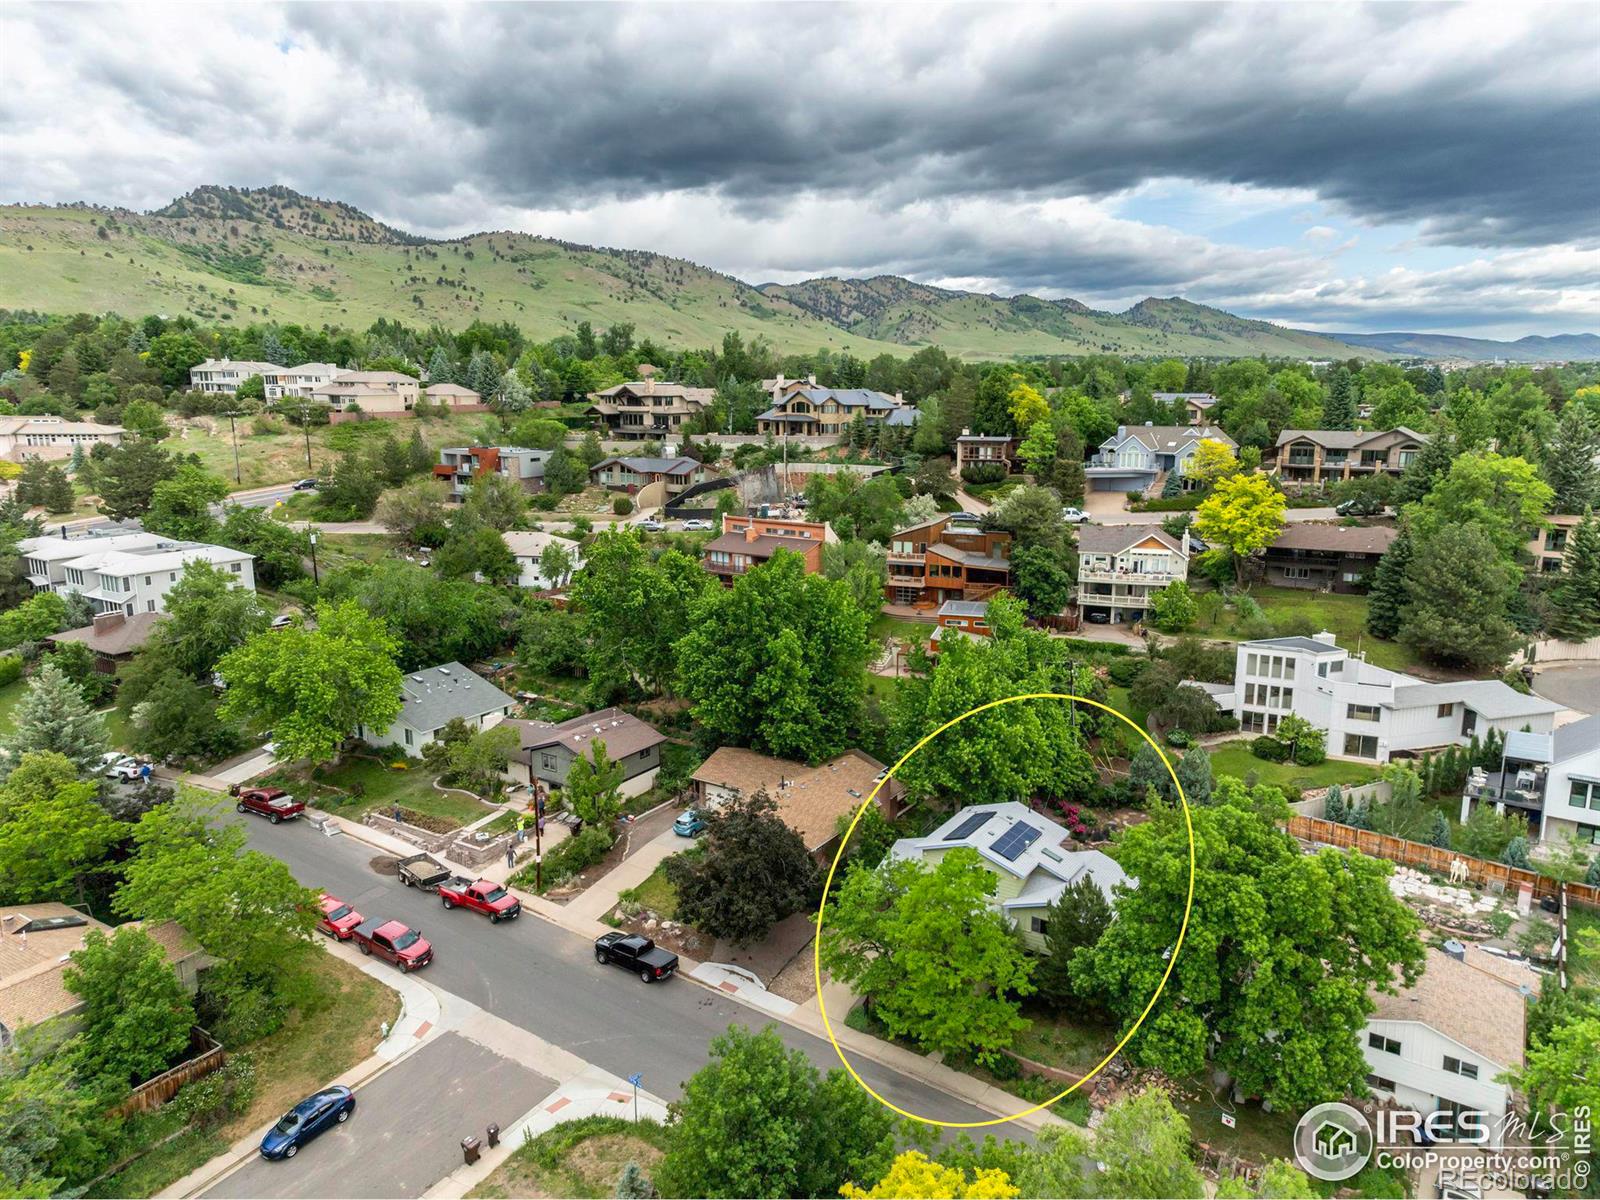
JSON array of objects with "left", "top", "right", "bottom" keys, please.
[{"left": 681, "top": 518, "right": 714, "bottom": 532}]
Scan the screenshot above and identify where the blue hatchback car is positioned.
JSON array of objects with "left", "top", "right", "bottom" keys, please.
[
  {"left": 673, "top": 809, "right": 707, "bottom": 838},
  {"left": 259, "top": 1085, "right": 355, "bottom": 1160}
]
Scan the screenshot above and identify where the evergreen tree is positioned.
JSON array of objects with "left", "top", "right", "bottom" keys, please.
[
  {"left": 496, "top": 369, "right": 531, "bottom": 414},
  {"left": 426, "top": 346, "right": 457, "bottom": 385},
  {"left": 1, "top": 662, "right": 110, "bottom": 780},
  {"left": 1504, "top": 835, "right": 1531, "bottom": 869},
  {"left": 1323, "top": 367, "right": 1356, "bottom": 430},
  {"left": 1550, "top": 512, "right": 1600, "bottom": 641},
  {"left": 15, "top": 457, "right": 52, "bottom": 507},
  {"left": 1543, "top": 404, "right": 1600, "bottom": 513},
  {"left": 1366, "top": 523, "right": 1412, "bottom": 639},
  {"left": 1397, "top": 430, "right": 1456, "bottom": 506},
  {"left": 40, "top": 466, "right": 76, "bottom": 514},
  {"left": 260, "top": 330, "right": 289, "bottom": 365},
  {"left": 1346, "top": 801, "right": 1372, "bottom": 831},
  {"left": 1031, "top": 876, "right": 1114, "bottom": 1013},
  {"left": 1175, "top": 746, "right": 1213, "bottom": 806},
  {"left": 1400, "top": 523, "right": 1519, "bottom": 670},
  {"left": 1127, "top": 741, "right": 1170, "bottom": 804},
  {"left": 466, "top": 349, "right": 500, "bottom": 399},
  {"left": 614, "top": 1163, "right": 654, "bottom": 1199},
  {"left": 1426, "top": 809, "right": 1452, "bottom": 849},
  {"left": 1161, "top": 470, "right": 1183, "bottom": 498},
  {"left": 1586, "top": 857, "right": 1600, "bottom": 887},
  {"left": 1048, "top": 424, "right": 1086, "bottom": 503},
  {"left": 1323, "top": 784, "right": 1345, "bottom": 823}
]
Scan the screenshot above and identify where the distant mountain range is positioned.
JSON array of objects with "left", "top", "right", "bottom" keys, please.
[{"left": 0, "top": 185, "right": 1590, "bottom": 363}]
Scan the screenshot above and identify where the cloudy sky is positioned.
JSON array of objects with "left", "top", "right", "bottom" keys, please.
[{"left": 3, "top": 2, "right": 1597, "bottom": 338}]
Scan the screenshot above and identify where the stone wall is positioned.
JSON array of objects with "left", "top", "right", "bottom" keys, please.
[{"left": 360, "top": 811, "right": 453, "bottom": 853}]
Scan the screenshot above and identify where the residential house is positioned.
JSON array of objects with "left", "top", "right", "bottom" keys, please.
[
  {"left": 188, "top": 358, "right": 283, "bottom": 395},
  {"left": 955, "top": 433, "right": 1021, "bottom": 476},
  {"left": 362, "top": 662, "right": 516, "bottom": 755},
  {"left": 261, "top": 363, "right": 339, "bottom": 401},
  {"left": 1085, "top": 424, "right": 1236, "bottom": 494},
  {"left": 1074, "top": 525, "right": 1191, "bottom": 624},
  {"left": 701, "top": 513, "right": 832, "bottom": 583},
  {"left": 422, "top": 382, "right": 487, "bottom": 412},
  {"left": 45, "top": 610, "right": 164, "bottom": 673},
  {"left": 504, "top": 707, "right": 665, "bottom": 798},
  {"left": 1528, "top": 514, "right": 1583, "bottom": 574},
  {"left": 1362, "top": 943, "right": 1537, "bottom": 1146},
  {"left": 754, "top": 386, "right": 919, "bottom": 438},
  {"left": 1460, "top": 712, "right": 1600, "bottom": 843},
  {"left": 0, "top": 904, "right": 209, "bottom": 1053},
  {"left": 691, "top": 746, "right": 905, "bottom": 861},
  {"left": 18, "top": 531, "right": 255, "bottom": 616},
  {"left": 1272, "top": 427, "right": 1428, "bottom": 489},
  {"left": 586, "top": 365, "right": 715, "bottom": 441},
  {"left": 1153, "top": 392, "right": 1219, "bottom": 425},
  {"left": 590, "top": 456, "right": 714, "bottom": 496},
  {"left": 888, "top": 802, "right": 1129, "bottom": 952},
  {"left": 434, "top": 445, "right": 551, "bottom": 502},
  {"left": 310, "top": 371, "right": 422, "bottom": 418},
  {"left": 929, "top": 599, "right": 993, "bottom": 655},
  {"left": 885, "top": 515, "right": 1013, "bottom": 607},
  {"left": 0, "top": 417, "right": 125, "bottom": 463},
  {"left": 1211, "top": 633, "right": 1562, "bottom": 762},
  {"left": 1261, "top": 523, "right": 1397, "bottom": 592},
  {"left": 502, "top": 530, "right": 585, "bottom": 591}
]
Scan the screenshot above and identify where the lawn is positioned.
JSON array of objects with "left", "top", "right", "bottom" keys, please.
[
  {"left": 618, "top": 859, "right": 679, "bottom": 920},
  {"left": 1011, "top": 1008, "right": 1117, "bottom": 1074},
  {"left": 468, "top": 1114, "right": 670, "bottom": 1200},
  {"left": 869, "top": 615, "right": 933, "bottom": 645},
  {"left": 865, "top": 672, "right": 902, "bottom": 703},
  {"left": 263, "top": 753, "right": 492, "bottom": 829},
  {"left": 98, "top": 704, "right": 136, "bottom": 752},
  {"left": 1208, "top": 740, "right": 1380, "bottom": 796},
  {"left": 0, "top": 676, "right": 25, "bottom": 735},
  {"left": 87, "top": 949, "right": 399, "bottom": 1199},
  {"left": 315, "top": 531, "right": 399, "bottom": 569},
  {"left": 1194, "top": 585, "right": 1422, "bottom": 674}
]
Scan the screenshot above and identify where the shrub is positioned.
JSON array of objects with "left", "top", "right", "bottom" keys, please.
[
  {"left": 1107, "top": 656, "right": 1143, "bottom": 687},
  {"left": 0, "top": 655, "right": 22, "bottom": 687},
  {"left": 1166, "top": 728, "right": 1191, "bottom": 748},
  {"left": 1251, "top": 735, "right": 1290, "bottom": 763},
  {"left": 613, "top": 496, "right": 634, "bottom": 516},
  {"left": 174, "top": 1054, "right": 257, "bottom": 1128},
  {"left": 530, "top": 493, "right": 560, "bottom": 512},
  {"left": 517, "top": 825, "right": 614, "bottom": 890},
  {"left": 1293, "top": 739, "right": 1327, "bottom": 766},
  {"left": 960, "top": 462, "right": 1007, "bottom": 485}
]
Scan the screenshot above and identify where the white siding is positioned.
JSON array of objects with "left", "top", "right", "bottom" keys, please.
[{"left": 1362, "top": 1018, "right": 1514, "bottom": 1146}]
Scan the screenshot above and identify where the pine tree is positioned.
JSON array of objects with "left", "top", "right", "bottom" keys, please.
[
  {"left": 1366, "top": 524, "right": 1412, "bottom": 639},
  {"left": 260, "top": 330, "right": 288, "bottom": 365},
  {"left": 1503, "top": 836, "right": 1530, "bottom": 869},
  {"left": 1324, "top": 368, "right": 1356, "bottom": 430},
  {"left": 1127, "top": 741, "right": 1169, "bottom": 805},
  {"left": 1397, "top": 431, "right": 1456, "bottom": 506},
  {"left": 1323, "top": 784, "right": 1345, "bottom": 823},
  {"left": 1161, "top": 470, "right": 1183, "bottom": 498},
  {"left": 466, "top": 350, "right": 499, "bottom": 399},
  {"left": 427, "top": 347, "right": 457, "bottom": 385},
  {"left": 1543, "top": 404, "right": 1600, "bottom": 514},
  {"left": 615, "top": 1163, "right": 654, "bottom": 1199},
  {"left": 1346, "top": 802, "right": 1372, "bottom": 831},
  {"left": 40, "top": 466, "right": 76, "bottom": 514},
  {"left": 1175, "top": 747, "right": 1213, "bottom": 806},
  {"left": 1426, "top": 809, "right": 1452, "bottom": 849},
  {"left": 1550, "top": 512, "right": 1600, "bottom": 641},
  {"left": 2, "top": 662, "right": 110, "bottom": 781},
  {"left": 1399, "top": 524, "right": 1519, "bottom": 671}
]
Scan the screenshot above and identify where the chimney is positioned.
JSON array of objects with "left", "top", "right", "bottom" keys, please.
[
  {"left": 807, "top": 374, "right": 817, "bottom": 386},
  {"left": 893, "top": 391, "right": 903, "bottom": 405},
  {"left": 745, "top": 525, "right": 760, "bottom": 543},
  {"left": 1312, "top": 630, "right": 1338, "bottom": 646},
  {"left": 92, "top": 611, "right": 126, "bottom": 634},
  {"left": 961, "top": 427, "right": 971, "bottom": 437}
]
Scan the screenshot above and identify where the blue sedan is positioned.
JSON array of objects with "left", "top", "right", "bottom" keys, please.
[
  {"left": 673, "top": 810, "right": 707, "bottom": 838},
  {"left": 259, "top": 1085, "right": 355, "bottom": 1160}
]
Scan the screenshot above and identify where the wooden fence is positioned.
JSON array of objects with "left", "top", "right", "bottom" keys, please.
[
  {"left": 1287, "top": 816, "right": 1600, "bottom": 910},
  {"left": 115, "top": 1028, "right": 225, "bottom": 1116}
]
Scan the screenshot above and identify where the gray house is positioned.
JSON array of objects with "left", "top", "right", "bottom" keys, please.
[
  {"left": 363, "top": 662, "right": 517, "bottom": 755},
  {"left": 504, "top": 708, "right": 665, "bottom": 798}
]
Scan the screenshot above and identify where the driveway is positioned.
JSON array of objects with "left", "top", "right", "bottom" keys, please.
[
  {"left": 1533, "top": 663, "right": 1600, "bottom": 715},
  {"left": 205, "top": 1032, "right": 557, "bottom": 1199}
]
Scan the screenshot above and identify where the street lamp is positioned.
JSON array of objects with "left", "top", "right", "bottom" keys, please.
[{"left": 308, "top": 530, "right": 319, "bottom": 585}]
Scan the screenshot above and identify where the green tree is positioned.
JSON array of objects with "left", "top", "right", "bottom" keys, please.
[
  {"left": 0, "top": 589, "right": 68, "bottom": 650},
  {"left": 1550, "top": 512, "right": 1600, "bottom": 641},
  {"left": 1194, "top": 474, "right": 1287, "bottom": 582},
  {"left": 340, "top": 559, "right": 513, "bottom": 672},
  {"left": 117, "top": 645, "right": 241, "bottom": 763},
  {"left": 63, "top": 927, "right": 195, "bottom": 1089},
  {"left": 1175, "top": 746, "right": 1213, "bottom": 806},
  {"left": 655, "top": 1024, "right": 894, "bottom": 1200},
  {"left": 217, "top": 600, "right": 404, "bottom": 766},
  {"left": 1323, "top": 368, "right": 1357, "bottom": 430},
  {"left": 1017, "top": 420, "right": 1056, "bottom": 475},
  {"left": 665, "top": 789, "right": 819, "bottom": 946},
  {"left": 990, "top": 484, "right": 1071, "bottom": 557},
  {"left": 443, "top": 723, "right": 519, "bottom": 796},
  {"left": 95, "top": 438, "right": 178, "bottom": 521},
  {"left": 143, "top": 464, "right": 228, "bottom": 541},
  {"left": 0, "top": 754, "right": 122, "bottom": 904},
  {"left": 562, "top": 738, "right": 624, "bottom": 827},
  {"left": 1030, "top": 875, "right": 1114, "bottom": 1013},
  {"left": 820, "top": 850, "right": 1035, "bottom": 1063},
  {"left": 0, "top": 1046, "right": 115, "bottom": 1193},
  {"left": 38, "top": 464, "right": 75, "bottom": 514},
  {"left": 119, "top": 398, "right": 171, "bottom": 441},
  {"left": 216, "top": 504, "right": 310, "bottom": 587},
  {"left": 1149, "top": 579, "right": 1198, "bottom": 632},
  {"left": 1455, "top": 803, "right": 1526, "bottom": 861},
  {"left": 157, "top": 559, "right": 272, "bottom": 679},
  {"left": 1411, "top": 450, "right": 1553, "bottom": 561},
  {"left": 462, "top": 471, "right": 527, "bottom": 531},
  {"left": 0, "top": 661, "right": 110, "bottom": 780},
  {"left": 1399, "top": 523, "right": 1519, "bottom": 670},
  {"left": 376, "top": 478, "right": 451, "bottom": 546},
  {"left": 1365, "top": 523, "right": 1413, "bottom": 640},
  {"left": 320, "top": 449, "right": 383, "bottom": 520},
  {"left": 1515, "top": 1015, "right": 1600, "bottom": 1173},
  {"left": 539, "top": 540, "right": 575, "bottom": 587},
  {"left": 1093, "top": 1088, "right": 1206, "bottom": 1199},
  {"left": 1543, "top": 403, "right": 1600, "bottom": 513},
  {"left": 1009, "top": 543, "right": 1073, "bottom": 617},
  {"left": 544, "top": 445, "right": 588, "bottom": 494}
]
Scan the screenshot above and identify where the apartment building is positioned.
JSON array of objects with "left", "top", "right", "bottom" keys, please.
[
  {"left": 1085, "top": 424, "right": 1236, "bottom": 494},
  {"left": 0, "top": 417, "right": 124, "bottom": 463},
  {"left": 701, "top": 513, "right": 833, "bottom": 583},
  {"left": 1213, "top": 633, "right": 1561, "bottom": 762},
  {"left": 885, "top": 515, "right": 1012, "bottom": 607},
  {"left": 1153, "top": 392, "right": 1219, "bottom": 424},
  {"left": 310, "top": 371, "right": 421, "bottom": 417},
  {"left": 590, "top": 456, "right": 713, "bottom": 496},
  {"left": 1528, "top": 514, "right": 1583, "bottom": 574},
  {"left": 1074, "top": 525, "right": 1191, "bottom": 624},
  {"left": 1272, "top": 427, "right": 1428, "bottom": 489},
  {"left": 955, "top": 433, "right": 1021, "bottom": 475},
  {"left": 434, "top": 445, "right": 551, "bottom": 502},
  {"left": 586, "top": 365, "right": 715, "bottom": 441},
  {"left": 1460, "top": 711, "right": 1600, "bottom": 843},
  {"left": 1261, "top": 523, "right": 1396, "bottom": 593},
  {"left": 754, "top": 386, "right": 919, "bottom": 438},
  {"left": 261, "top": 363, "right": 339, "bottom": 401},
  {"left": 188, "top": 358, "right": 283, "bottom": 395},
  {"left": 18, "top": 531, "right": 256, "bottom": 616}
]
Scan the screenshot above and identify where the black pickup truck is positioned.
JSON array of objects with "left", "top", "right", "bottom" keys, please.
[{"left": 594, "top": 932, "right": 679, "bottom": 983}]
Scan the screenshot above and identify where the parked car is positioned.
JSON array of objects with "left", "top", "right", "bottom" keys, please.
[
  {"left": 680, "top": 518, "right": 714, "bottom": 532},
  {"left": 438, "top": 877, "right": 521, "bottom": 923},
  {"left": 1084, "top": 611, "right": 1111, "bottom": 624},
  {"left": 270, "top": 613, "right": 295, "bottom": 630},
  {"left": 234, "top": 786, "right": 305, "bottom": 824},
  {"left": 1060, "top": 507, "right": 1092, "bottom": 523},
  {"left": 1335, "top": 496, "right": 1385, "bottom": 517},
  {"left": 673, "top": 809, "right": 707, "bottom": 838},
  {"left": 259, "top": 1085, "right": 354, "bottom": 1160},
  {"left": 101, "top": 753, "right": 137, "bottom": 777},
  {"left": 352, "top": 918, "right": 433, "bottom": 971},
  {"left": 397, "top": 853, "right": 451, "bottom": 892},
  {"left": 316, "top": 893, "right": 363, "bottom": 940},
  {"left": 594, "top": 932, "right": 678, "bottom": 983},
  {"left": 638, "top": 518, "right": 664, "bottom": 532},
  {"left": 292, "top": 478, "right": 320, "bottom": 491}
]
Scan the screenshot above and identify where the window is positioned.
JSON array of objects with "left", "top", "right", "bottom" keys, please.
[
  {"left": 1282, "top": 566, "right": 1311, "bottom": 580},
  {"left": 403, "top": 727, "right": 413, "bottom": 746},
  {"left": 541, "top": 753, "right": 557, "bottom": 771},
  {"left": 638, "top": 749, "right": 650, "bottom": 760},
  {"left": 1030, "top": 917, "right": 1049, "bottom": 935},
  {"left": 230, "top": 562, "right": 241, "bottom": 574},
  {"left": 1437, "top": 703, "right": 1454, "bottom": 718},
  {"left": 1578, "top": 824, "right": 1600, "bottom": 846},
  {"left": 146, "top": 600, "right": 156, "bottom": 613},
  {"left": 1345, "top": 733, "right": 1379, "bottom": 758},
  {"left": 1366, "top": 1073, "right": 1395, "bottom": 1092},
  {"left": 144, "top": 575, "right": 152, "bottom": 586},
  {"left": 1570, "top": 780, "right": 1592, "bottom": 808},
  {"left": 1368, "top": 1032, "right": 1401, "bottom": 1055},
  {"left": 1347, "top": 703, "right": 1380, "bottom": 722},
  {"left": 1442, "top": 1056, "right": 1479, "bottom": 1079},
  {"left": 1246, "top": 653, "right": 1259, "bottom": 676}
]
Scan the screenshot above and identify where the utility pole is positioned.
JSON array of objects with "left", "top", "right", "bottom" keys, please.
[
  {"left": 308, "top": 530, "right": 320, "bottom": 585},
  {"left": 222, "top": 411, "right": 244, "bottom": 484},
  {"left": 533, "top": 782, "right": 546, "bottom": 893},
  {"left": 298, "top": 401, "right": 314, "bottom": 471}
]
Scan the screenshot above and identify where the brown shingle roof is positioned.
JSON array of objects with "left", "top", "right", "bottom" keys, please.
[
  {"left": 1369, "top": 946, "right": 1535, "bottom": 1069},
  {"left": 692, "top": 747, "right": 899, "bottom": 852},
  {"left": 1269, "top": 523, "right": 1398, "bottom": 555},
  {"left": 510, "top": 707, "right": 665, "bottom": 763},
  {"left": 48, "top": 611, "right": 164, "bottom": 656}
]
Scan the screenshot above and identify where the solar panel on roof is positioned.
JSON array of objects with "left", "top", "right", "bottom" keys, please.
[
  {"left": 991, "top": 823, "right": 1042, "bottom": 862},
  {"left": 944, "top": 811, "right": 993, "bottom": 841}
]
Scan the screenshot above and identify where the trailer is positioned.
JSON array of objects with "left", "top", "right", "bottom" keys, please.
[{"left": 396, "top": 853, "right": 451, "bottom": 892}]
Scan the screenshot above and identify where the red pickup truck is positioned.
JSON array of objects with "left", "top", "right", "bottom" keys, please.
[
  {"left": 438, "top": 877, "right": 521, "bottom": 923},
  {"left": 316, "top": 893, "right": 363, "bottom": 940},
  {"left": 352, "top": 918, "right": 432, "bottom": 971},
  {"left": 233, "top": 786, "right": 305, "bottom": 824}
]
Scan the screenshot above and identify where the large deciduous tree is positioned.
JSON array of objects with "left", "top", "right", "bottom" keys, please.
[
  {"left": 63, "top": 927, "right": 195, "bottom": 1090},
  {"left": 1410, "top": 450, "right": 1553, "bottom": 561},
  {"left": 143, "top": 464, "right": 227, "bottom": 541},
  {"left": 0, "top": 752, "right": 122, "bottom": 905},
  {"left": 1194, "top": 474, "right": 1286, "bottom": 582},
  {"left": 157, "top": 559, "right": 273, "bottom": 680}
]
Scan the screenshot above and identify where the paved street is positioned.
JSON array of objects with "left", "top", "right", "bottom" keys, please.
[
  {"left": 206, "top": 1033, "right": 556, "bottom": 1199},
  {"left": 239, "top": 818, "right": 1022, "bottom": 1127},
  {"left": 1533, "top": 663, "right": 1600, "bottom": 715}
]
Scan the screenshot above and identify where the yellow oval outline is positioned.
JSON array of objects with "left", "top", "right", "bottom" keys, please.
[{"left": 811, "top": 692, "right": 1196, "bottom": 1128}]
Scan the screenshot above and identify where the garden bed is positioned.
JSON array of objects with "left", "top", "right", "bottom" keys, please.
[
  {"left": 467, "top": 1115, "right": 669, "bottom": 1200},
  {"left": 262, "top": 753, "right": 491, "bottom": 829}
]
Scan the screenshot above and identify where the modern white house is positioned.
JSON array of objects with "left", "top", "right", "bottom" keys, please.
[
  {"left": 261, "top": 363, "right": 340, "bottom": 401},
  {"left": 1210, "top": 634, "right": 1563, "bottom": 762},
  {"left": 188, "top": 359, "right": 283, "bottom": 395},
  {"left": 1074, "top": 525, "right": 1191, "bottom": 624},
  {"left": 1362, "top": 943, "right": 1537, "bottom": 1147},
  {"left": 1085, "top": 423, "right": 1236, "bottom": 494},
  {"left": 18, "top": 532, "right": 255, "bottom": 616},
  {"left": 1460, "top": 712, "right": 1600, "bottom": 843},
  {"left": 362, "top": 662, "right": 517, "bottom": 755},
  {"left": 502, "top": 530, "right": 585, "bottom": 590},
  {"left": 888, "top": 802, "right": 1129, "bottom": 953}
]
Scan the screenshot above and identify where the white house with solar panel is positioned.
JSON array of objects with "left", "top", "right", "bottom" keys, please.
[{"left": 888, "top": 802, "right": 1129, "bottom": 952}]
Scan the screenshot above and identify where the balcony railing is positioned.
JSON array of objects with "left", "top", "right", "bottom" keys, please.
[{"left": 1078, "top": 569, "right": 1176, "bottom": 585}]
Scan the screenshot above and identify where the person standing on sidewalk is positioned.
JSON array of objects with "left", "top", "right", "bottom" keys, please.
[{"left": 506, "top": 843, "right": 516, "bottom": 871}]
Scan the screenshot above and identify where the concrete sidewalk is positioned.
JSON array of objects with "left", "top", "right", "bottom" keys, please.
[{"left": 561, "top": 827, "right": 685, "bottom": 924}]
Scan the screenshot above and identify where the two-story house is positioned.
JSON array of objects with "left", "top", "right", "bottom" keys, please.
[
  {"left": 590, "top": 456, "right": 714, "bottom": 497},
  {"left": 701, "top": 514, "right": 833, "bottom": 584},
  {"left": 889, "top": 802, "right": 1129, "bottom": 952},
  {"left": 1460, "top": 711, "right": 1600, "bottom": 843},
  {"left": 310, "top": 371, "right": 421, "bottom": 418},
  {"left": 18, "top": 532, "right": 256, "bottom": 616},
  {"left": 434, "top": 445, "right": 552, "bottom": 502},
  {"left": 1261, "top": 523, "right": 1396, "bottom": 592},
  {"left": 1154, "top": 392, "right": 1219, "bottom": 425},
  {"left": 504, "top": 708, "right": 665, "bottom": 798},
  {"left": 755, "top": 387, "right": 919, "bottom": 438},
  {"left": 188, "top": 358, "right": 283, "bottom": 395},
  {"left": 586, "top": 365, "right": 715, "bottom": 441},
  {"left": 1212, "top": 633, "right": 1562, "bottom": 761},
  {"left": 261, "top": 363, "right": 339, "bottom": 401},
  {"left": 1085, "top": 424, "right": 1236, "bottom": 494},
  {"left": 1074, "top": 526, "right": 1191, "bottom": 624},
  {"left": 0, "top": 417, "right": 125, "bottom": 463},
  {"left": 885, "top": 515, "right": 1013, "bottom": 607},
  {"left": 361, "top": 662, "right": 516, "bottom": 755},
  {"left": 929, "top": 599, "right": 994, "bottom": 655},
  {"left": 502, "top": 530, "right": 585, "bottom": 590},
  {"left": 1527, "top": 514, "right": 1583, "bottom": 574},
  {"left": 955, "top": 432, "right": 1022, "bottom": 476},
  {"left": 1362, "top": 943, "right": 1537, "bottom": 1147},
  {"left": 1272, "top": 427, "right": 1428, "bottom": 489}
]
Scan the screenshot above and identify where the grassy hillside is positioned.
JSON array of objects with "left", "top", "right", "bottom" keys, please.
[{"left": 1, "top": 185, "right": 1378, "bottom": 361}]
